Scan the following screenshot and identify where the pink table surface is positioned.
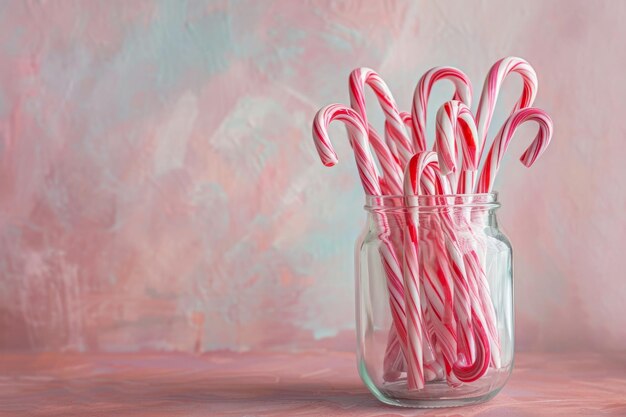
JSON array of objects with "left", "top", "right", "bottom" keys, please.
[{"left": 0, "top": 351, "right": 624, "bottom": 417}]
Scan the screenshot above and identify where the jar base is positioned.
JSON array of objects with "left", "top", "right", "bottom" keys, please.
[
  {"left": 374, "top": 388, "right": 502, "bottom": 408},
  {"left": 359, "top": 360, "right": 510, "bottom": 408}
]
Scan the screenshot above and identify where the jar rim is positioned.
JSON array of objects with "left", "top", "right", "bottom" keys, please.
[{"left": 364, "top": 192, "right": 500, "bottom": 211}]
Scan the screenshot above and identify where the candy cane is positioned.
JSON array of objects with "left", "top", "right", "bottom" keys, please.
[
  {"left": 348, "top": 69, "right": 433, "bottom": 379},
  {"left": 402, "top": 227, "right": 425, "bottom": 390},
  {"left": 312, "top": 104, "right": 411, "bottom": 373},
  {"left": 366, "top": 122, "right": 421, "bottom": 381},
  {"left": 367, "top": 125, "right": 414, "bottom": 379},
  {"left": 475, "top": 57, "right": 538, "bottom": 161},
  {"left": 430, "top": 168, "right": 501, "bottom": 369},
  {"left": 412, "top": 67, "right": 472, "bottom": 153},
  {"left": 473, "top": 106, "right": 553, "bottom": 364},
  {"left": 432, "top": 100, "right": 502, "bottom": 366},
  {"left": 464, "top": 245, "right": 501, "bottom": 369},
  {"left": 434, "top": 100, "right": 480, "bottom": 193},
  {"left": 407, "top": 153, "right": 493, "bottom": 383},
  {"left": 403, "top": 152, "right": 456, "bottom": 388},
  {"left": 477, "top": 107, "right": 553, "bottom": 193},
  {"left": 409, "top": 157, "right": 468, "bottom": 384},
  {"left": 349, "top": 68, "right": 414, "bottom": 166},
  {"left": 312, "top": 104, "right": 382, "bottom": 194},
  {"left": 420, "top": 168, "right": 479, "bottom": 378},
  {"left": 430, "top": 219, "right": 491, "bottom": 383}
]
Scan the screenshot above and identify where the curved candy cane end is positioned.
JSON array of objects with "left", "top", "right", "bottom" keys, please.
[
  {"left": 519, "top": 133, "right": 553, "bottom": 168},
  {"left": 312, "top": 126, "right": 339, "bottom": 167},
  {"left": 519, "top": 113, "right": 553, "bottom": 167},
  {"left": 311, "top": 107, "right": 344, "bottom": 167}
]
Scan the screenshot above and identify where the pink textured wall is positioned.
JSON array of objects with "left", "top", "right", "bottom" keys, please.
[{"left": 0, "top": 0, "right": 624, "bottom": 353}]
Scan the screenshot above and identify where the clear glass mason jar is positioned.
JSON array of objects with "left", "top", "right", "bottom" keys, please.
[{"left": 355, "top": 193, "right": 513, "bottom": 408}]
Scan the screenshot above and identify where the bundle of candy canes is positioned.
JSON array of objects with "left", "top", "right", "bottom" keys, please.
[{"left": 311, "top": 57, "right": 553, "bottom": 390}]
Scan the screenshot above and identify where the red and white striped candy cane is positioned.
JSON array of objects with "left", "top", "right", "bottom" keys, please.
[
  {"left": 312, "top": 104, "right": 381, "bottom": 193},
  {"left": 312, "top": 104, "right": 411, "bottom": 373},
  {"left": 421, "top": 166, "right": 485, "bottom": 379},
  {"left": 366, "top": 126, "right": 418, "bottom": 380},
  {"left": 404, "top": 152, "right": 467, "bottom": 388},
  {"left": 426, "top": 173, "right": 502, "bottom": 370},
  {"left": 464, "top": 245, "right": 501, "bottom": 369},
  {"left": 477, "top": 107, "right": 553, "bottom": 193},
  {"left": 349, "top": 68, "right": 414, "bottom": 166},
  {"left": 475, "top": 106, "right": 553, "bottom": 362},
  {"left": 475, "top": 57, "right": 538, "bottom": 162},
  {"left": 410, "top": 153, "right": 493, "bottom": 383},
  {"left": 429, "top": 219, "right": 490, "bottom": 383},
  {"left": 347, "top": 70, "right": 433, "bottom": 379},
  {"left": 434, "top": 100, "right": 480, "bottom": 193},
  {"left": 411, "top": 67, "right": 472, "bottom": 153},
  {"left": 433, "top": 100, "right": 501, "bottom": 366}
]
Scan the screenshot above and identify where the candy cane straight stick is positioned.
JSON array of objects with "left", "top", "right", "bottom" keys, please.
[
  {"left": 404, "top": 153, "right": 477, "bottom": 385},
  {"left": 349, "top": 68, "right": 414, "bottom": 166},
  {"left": 312, "top": 103, "right": 411, "bottom": 370},
  {"left": 366, "top": 125, "right": 418, "bottom": 379},
  {"left": 402, "top": 152, "right": 445, "bottom": 390},
  {"left": 416, "top": 157, "right": 476, "bottom": 376},
  {"left": 368, "top": 125, "right": 414, "bottom": 380},
  {"left": 412, "top": 67, "right": 473, "bottom": 152},
  {"left": 434, "top": 100, "right": 480, "bottom": 193},
  {"left": 477, "top": 108, "right": 553, "bottom": 193},
  {"left": 402, "top": 153, "right": 471, "bottom": 388},
  {"left": 433, "top": 100, "right": 501, "bottom": 365},
  {"left": 475, "top": 57, "right": 538, "bottom": 167},
  {"left": 412, "top": 154, "right": 492, "bottom": 383},
  {"left": 427, "top": 213, "right": 491, "bottom": 383},
  {"left": 472, "top": 108, "right": 553, "bottom": 361},
  {"left": 349, "top": 68, "right": 428, "bottom": 379},
  {"left": 457, "top": 57, "right": 539, "bottom": 358}
]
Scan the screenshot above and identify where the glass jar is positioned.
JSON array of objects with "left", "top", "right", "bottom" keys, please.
[{"left": 355, "top": 193, "right": 513, "bottom": 408}]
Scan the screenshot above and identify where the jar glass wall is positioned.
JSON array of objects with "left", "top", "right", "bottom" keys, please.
[{"left": 355, "top": 193, "right": 513, "bottom": 408}]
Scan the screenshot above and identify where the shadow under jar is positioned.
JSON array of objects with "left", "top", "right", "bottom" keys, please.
[{"left": 355, "top": 193, "right": 513, "bottom": 408}]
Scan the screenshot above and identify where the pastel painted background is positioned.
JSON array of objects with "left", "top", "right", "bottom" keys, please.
[{"left": 0, "top": 0, "right": 623, "bottom": 354}]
